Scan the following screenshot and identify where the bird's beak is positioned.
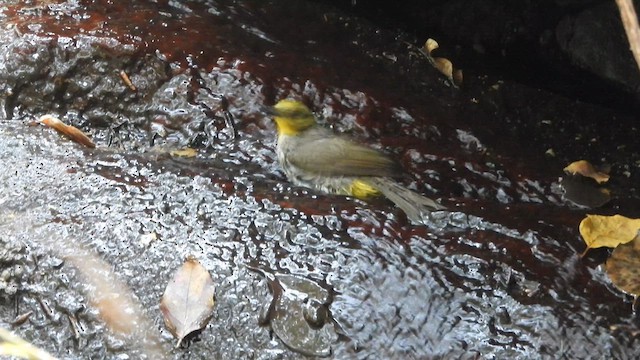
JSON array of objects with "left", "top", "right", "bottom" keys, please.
[{"left": 262, "top": 105, "right": 276, "bottom": 116}]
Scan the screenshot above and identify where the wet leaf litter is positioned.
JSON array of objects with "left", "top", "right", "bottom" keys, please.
[
  {"left": 567, "top": 157, "right": 640, "bottom": 307},
  {"left": 421, "top": 38, "right": 463, "bottom": 87},
  {"left": 160, "top": 257, "right": 216, "bottom": 347},
  {"left": 578, "top": 213, "right": 640, "bottom": 307}
]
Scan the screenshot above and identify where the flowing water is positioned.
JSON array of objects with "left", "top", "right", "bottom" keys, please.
[{"left": 0, "top": 0, "right": 638, "bottom": 359}]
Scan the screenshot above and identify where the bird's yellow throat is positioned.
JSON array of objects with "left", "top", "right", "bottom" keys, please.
[{"left": 274, "top": 116, "right": 316, "bottom": 136}]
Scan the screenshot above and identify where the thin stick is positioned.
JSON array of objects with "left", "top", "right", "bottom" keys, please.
[
  {"left": 119, "top": 70, "right": 137, "bottom": 91},
  {"left": 616, "top": 0, "right": 640, "bottom": 72}
]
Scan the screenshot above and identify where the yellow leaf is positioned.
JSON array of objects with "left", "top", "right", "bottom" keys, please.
[
  {"left": 564, "top": 160, "right": 610, "bottom": 184},
  {"left": 579, "top": 214, "right": 640, "bottom": 256}
]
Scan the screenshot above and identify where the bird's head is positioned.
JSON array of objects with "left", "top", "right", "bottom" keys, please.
[{"left": 270, "top": 99, "right": 317, "bottom": 136}]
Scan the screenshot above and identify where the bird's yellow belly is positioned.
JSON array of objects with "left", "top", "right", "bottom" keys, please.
[{"left": 348, "top": 179, "right": 381, "bottom": 199}]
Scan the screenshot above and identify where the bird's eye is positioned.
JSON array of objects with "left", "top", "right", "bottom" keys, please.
[
  {"left": 293, "top": 110, "right": 309, "bottom": 118},
  {"left": 280, "top": 109, "right": 309, "bottom": 119}
]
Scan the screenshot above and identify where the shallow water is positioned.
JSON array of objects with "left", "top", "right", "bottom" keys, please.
[{"left": 0, "top": 0, "right": 639, "bottom": 359}]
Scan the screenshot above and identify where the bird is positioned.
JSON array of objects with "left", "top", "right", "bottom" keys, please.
[{"left": 269, "top": 99, "right": 446, "bottom": 224}]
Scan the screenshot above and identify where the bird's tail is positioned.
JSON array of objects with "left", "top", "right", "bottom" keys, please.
[{"left": 364, "top": 177, "right": 446, "bottom": 224}]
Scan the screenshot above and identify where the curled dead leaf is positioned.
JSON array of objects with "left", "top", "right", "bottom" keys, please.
[
  {"left": 433, "top": 57, "right": 453, "bottom": 79},
  {"left": 579, "top": 214, "right": 640, "bottom": 256},
  {"left": 8, "top": 218, "right": 165, "bottom": 358},
  {"left": 160, "top": 258, "right": 216, "bottom": 347},
  {"left": 564, "top": 160, "right": 610, "bottom": 184},
  {"left": 421, "top": 38, "right": 461, "bottom": 88},
  {"left": 424, "top": 38, "right": 439, "bottom": 56},
  {"left": 39, "top": 115, "right": 95, "bottom": 149}
]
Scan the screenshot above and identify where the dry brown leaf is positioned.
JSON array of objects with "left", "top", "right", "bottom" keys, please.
[
  {"left": 579, "top": 214, "right": 640, "bottom": 256},
  {"left": 160, "top": 257, "right": 216, "bottom": 347},
  {"left": 564, "top": 160, "right": 610, "bottom": 184},
  {"left": 433, "top": 57, "right": 453, "bottom": 79},
  {"left": 424, "top": 38, "right": 439, "bottom": 56},
  {"left": 453, "top": 69, "right": 463, "bottom": 86},
  {"left": 39, "top": 115, "right": 96, "bottom": 148},
  {"left": 422, "top": 38, "right": 460, "bottom": 88},
  {"left": 605, "top": 234, "right": 640, "bottom": 302}
]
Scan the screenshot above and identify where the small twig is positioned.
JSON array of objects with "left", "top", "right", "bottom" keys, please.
[
  {"left": 66, "top": 313, "right": 82, "bottom": 340},
  {"left": 36, "top": 297, "right": 54, "bottom": 320},
  {"left": 616, "top": 0, "right": 640, "bottom": 72},
  {"left": 119, "top": 70, "right": 137, "bottom": 91},
  {"left": 10, "top": 311, "right": 33, "bottom": 327}
]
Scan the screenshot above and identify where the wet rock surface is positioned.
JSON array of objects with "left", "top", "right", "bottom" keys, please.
[
  {"left": 556, "top": 0, "right": 640, "bottom": 97},
  {"left": 0, "top": 0, "right": 639, "bottom": 359},
  {"left": 330, "top": 0, "right": 640, "bottom": 112}
]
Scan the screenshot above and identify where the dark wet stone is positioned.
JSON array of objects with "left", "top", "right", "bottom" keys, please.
[
  {"left": 263, "top": 274, "right": 337, "bottom": 357},
  {"left": 556, "top": 1, "right": 640, "bottom": 96},
  {"left": 323, "top": 0, "right": 640, "bottom": 111},
  {"left": 560, "top": 176, "right": 611, "bottom": 208}
]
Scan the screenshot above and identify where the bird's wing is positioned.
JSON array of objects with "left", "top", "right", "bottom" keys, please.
[{"left": 287, "top": 136, "right": 401, "bottom": 177}]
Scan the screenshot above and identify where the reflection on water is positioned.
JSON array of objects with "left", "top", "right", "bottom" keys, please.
[{"left": 0, "top": 0, "right": 638, "bottom": 358}]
